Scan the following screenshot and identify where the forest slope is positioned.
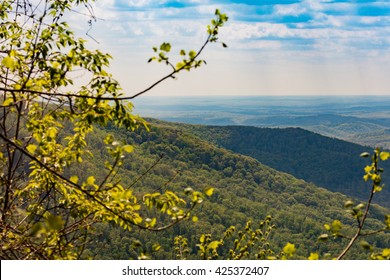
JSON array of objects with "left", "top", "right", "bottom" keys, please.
[
  {"left": 76, "top": 120, "right": 390, "bottom": 259},
  {"left": 183, "top": 124, "right": 390, "bottom": 208}
]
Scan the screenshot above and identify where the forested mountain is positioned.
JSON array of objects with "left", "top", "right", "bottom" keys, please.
[
  {"left": 182, "top": 124, "right": 390, "bottom": 208},
  {"left": 77, "top": 120, "right": 390, "bottom": 259}
]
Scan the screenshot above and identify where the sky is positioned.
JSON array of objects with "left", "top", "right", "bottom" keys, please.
[{"left": 69, "top": 0, "right": 390, "bottom": 96}]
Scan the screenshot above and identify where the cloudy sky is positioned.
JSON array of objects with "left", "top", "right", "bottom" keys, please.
[{"left": 71, "top": 0, "right": 390, "bottom": 96}]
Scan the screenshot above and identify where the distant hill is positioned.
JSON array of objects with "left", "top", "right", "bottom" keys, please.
[
  {"left": 182, "top": 124, "right": 390, "bottom": 208},
  {"left": 78, "top": 120, "right": 390, "bottom": 259},
  {"left": 132, "top": 96, "right": 390, "bottom": 149}
]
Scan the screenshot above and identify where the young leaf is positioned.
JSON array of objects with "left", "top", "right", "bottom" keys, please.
[
  {"left": 308, "top": 253, "right": 319, "bottom": 260},
  {"left": 160, "top": 42, "right": 171, "bottom": 52},
  {"left": 318, "top": 234, "right": 329, "bottom": 242},
  {"left": 70, "top": 176, "right": 79, "bottom": 184},
  {"left": 380, "top": 152, "right": 390, "bottom": 161},
  {"left": 204, "top": 187, "right": 214, "bottom": 197},
  {"left": 26, "top": 144, "right": 37, "bottom": 154},
  {"left": 208, "top": 241, "right": 220, "bottom": 250},
  {"left": 283, "top": 243, "right": 296, "bottom": 256},
  {"left": 123, "top": 145, "right": 134, "bottom": 153},
  {"left": 1, "top": 56, "right": 16, "bottom": 69},
  {"left": 86, "top": 176, "right": 95, "bottom": 186}
]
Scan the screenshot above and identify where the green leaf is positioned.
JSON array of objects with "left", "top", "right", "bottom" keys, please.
[
  {"left": 308, "top": 252, "right": 319, "bottom": 260},
  {"left": 318, "top": 234, "right": 329, "bottom": 242},
  {"left": 152, "top": 244, "right": 161, "bottom": 252},
  {"left": 355, "top": 203, "right": 365, "bottom": 210},
  {"left": 47, "top": 127, "right": 57, "bottom": 139},
  {"left": 283, "top": 243, "right": 296, "bottom": 256},
  {"left": 331, "top": 220, "right": 342, "bottom": 231},
  {"left": 208, "top": 241, "right": 220, "bottom": 250},
  {"left": 382, "top": 248, "right": 390, "bottom": 257},
  {"left": 184, "top": 187, "right": 193, "bottom": 195},
  {"left": 324, "top": 224, "right": 331, "bottom": 231},
  {"left": 204, "top": 187, "right": 214, "bottom": 197},
  {"left": 2, "top": 56, "right": 16, "bottom": 69},
  {"left": 176, "top": 62, "right": 185, "bottom": 70},
  {"left": 70, "top": 176, "right": 79, "bottom": 184},
  {"left": 132, "top": 240, "right": 142, "bottom": 248},
  {"left": 26, "top": 144, "right": 37, "bottom": 154},
  {"left": 189, "top": 50, "right": 196, "bottom": 59},
  {"left": 2, "top": 98, "right": 14, "bottom": 107},
  {"left": 364, "top": 165, "right": 373, "bottom": 173},
  {"left": 344, "top": 200, "right": 354, "bottom": 208},
  {"left": 380, "top": 152, "right": 390, "bottom": 161},
  {"left": 47, "top": 215, "right": 64, "bottom": 231},
  {"left": 160, "top": 42, "right": 171, "bottom": 52},
  {"left": 360, "top": 240, "right": 372, "bottom": 251},
  {"left": 123, "top": 145, "right": 134, "bottom": 153},
  {"left": 86, "top": 176, "right": 95, "bottom": 186}
]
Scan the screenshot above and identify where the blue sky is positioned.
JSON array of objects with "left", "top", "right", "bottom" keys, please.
[{"left": 70, "top": 0, "right": 390, "bottom": 95}]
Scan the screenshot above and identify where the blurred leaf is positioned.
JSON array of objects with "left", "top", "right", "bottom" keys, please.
[
  {"left": 26, "top": 144, "right": 37, "bottom": 154},
  {"left": 308, "top": 253, "right": 319, "bottom": 260},
  {"left": 152, "top": 244, "right": 161, "bottom": 252},
  {"left": 160, "top": 42, "right": 171, "bottom": 52},
  {"left": 70, "top": 176, "right": 78, "bottom": 184},
  {"left": 360, "top": 240, "right": 373, "bottom": 251},
  {"left": 283, "top": 243, "right": 296, "bottom": 256},
  {"left": 2, "top": 98, "right": 14, "bottom": 106},
  {"left": 123, "top": 145, "right": 134, "bottom": 153},
  {"left": 204, "top": 187, "right": 214, "bottom": 197},
  {"left": 2, "top": 56, "right": 15, "bottom": 69},
  {"left": 47, "top": 215, "right": 64, "bottom": 231},
  {"left": 208, "top": 241, "right": 220, "bottom": 250},
  {"left": 132, "top": 240, "right": 142, "bottom": 248},
  {"left": 318, "top": 234, "right": 329, "bottom": 242},
  {"left": 344, "top": 200, "right": 354, "bottom": 208},
  {"left": 86, "top": 176, "right": 96, "bottom": 186},
  {"left": 380, "top": 152, "right": 390, "bottom": 161}
]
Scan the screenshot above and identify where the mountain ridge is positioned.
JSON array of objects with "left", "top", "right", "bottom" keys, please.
[{"left": 174, "top": 121, "right": 390, "bottom": 208}]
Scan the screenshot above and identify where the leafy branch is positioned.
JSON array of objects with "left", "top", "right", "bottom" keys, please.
[
  {"left": 318, "top": 148, "right": 390, "bottom": 260},
  {"left": 0, "top": 9, "right": 228, "bottom": 103}
]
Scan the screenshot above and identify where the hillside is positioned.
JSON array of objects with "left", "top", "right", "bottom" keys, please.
[
  {"left": 182, "top": 124, "right": 390, "bottom": 208},
  {"left": 132, "top": 96, "right": 390, "bottom": 149},
  {"left": 74, "top": 120, "right": 390, "bottom": 259}
]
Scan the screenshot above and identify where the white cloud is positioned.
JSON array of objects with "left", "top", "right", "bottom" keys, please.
[
  {"left": 274, "top": 4, "right": 307, "bottom": 17},
  {"left": 57, "top": 0, "right": 390, "bottom": 95}
]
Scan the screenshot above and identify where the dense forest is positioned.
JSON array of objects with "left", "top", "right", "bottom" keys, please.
[
  {"left": 181, "top": 123, "right": 390, "bottom": 207},
  {"left": 72, "top": 120, "right": 390, "bottom": 259}
]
